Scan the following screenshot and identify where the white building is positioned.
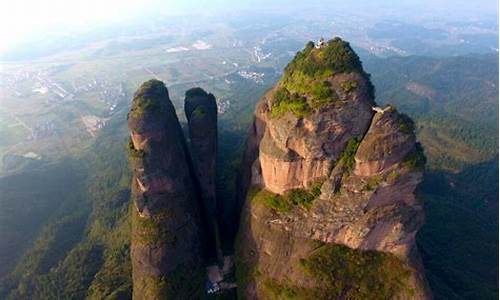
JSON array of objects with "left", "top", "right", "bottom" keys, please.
[{"left": 315, "top": 37, "right": 326, "bottom": 49}]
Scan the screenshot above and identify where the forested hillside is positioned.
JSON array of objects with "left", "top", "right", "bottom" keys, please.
[
  {"left": 364, "top": 53, "right": 499, "bottom": 299},
  {"left": 0, "top": 52, "right": 497, "bottom": 299},
  {"left": 365, "top": 53, "right": 498, "bottom": 171},
  {"left": 0, "top": 108, "right": 132, "bottom": 299}
]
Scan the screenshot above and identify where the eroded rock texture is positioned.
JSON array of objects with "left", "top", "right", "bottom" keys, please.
[
  {"left": 258, "top": 73, "right": 374, "bottom": 194},
  {"left": 127, "top": 80, "right": 206, "bottom": 299},
  {"left": 236, "top": 38, "right": 432, "bottom": 299}
]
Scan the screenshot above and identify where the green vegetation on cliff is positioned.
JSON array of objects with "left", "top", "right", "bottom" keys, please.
[
  {"left": 126, "top": 138, "right": 145, "bottom": 159},
  {"left": 299, "top": 243, "right": 413, "bottom": 299},
  {"left": 129, "top": 79, "right": 168, "bottom": 119},
  {"left": 341, "top": 79, "right": 358, "bottom": 93},
  {"left": 338, "top": 136, "right": 362, "bottom": 172},
  {"left": 283, "top": 38, "right": 364, "bottom": 78},
  {"left": 402, "top": 143, "right": 426, "bottom": 171},
  {"left": 270, "top": 88, "right": 311, "bottom": 118},
  {"left": 132, "top": 207, "right": 176, "bottom": 246},
  {"left": 396, "top": 111, "right": 416, "bottom": 134},
  {"left": 241, "top": 240, "right": 415, "bottom": 300},
  {"left": 133, "top": 263, "right": 205, "bottom": 300},
  {"left": 250, "top": 182, "right": 323, "bottom": 213},
  {"left": 270, "top": 38, "right": 374, "bottom": 118},
  {"left": 310, "top": 81, "right": 338, "bottom": 109}
]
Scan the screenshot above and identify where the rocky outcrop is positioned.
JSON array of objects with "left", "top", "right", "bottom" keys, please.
[
  {"left": 125, "top": 39, "right": 431, "bottom": 299},
  {"left": 184, "top": 87, "right": 218, "bottom": 212},
  {"left": 236, "top": 38, "right": 431, "bottom": 299},
  {"left": 184, "top": 87, "right": 220, "bottom": 266},
  {"left": 127, "top": 80, "right": 206, "bottom": 299},
  {"left": 257, "top": 72, "right": 374, "bottom": 194}
]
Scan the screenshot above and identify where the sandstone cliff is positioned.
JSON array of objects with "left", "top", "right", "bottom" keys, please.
[
  {"left": 236, "top": 38, "right": 431, "bottom": 299},
  {"left": 127, "top": 80, "right": 206, "bottom": 299}
]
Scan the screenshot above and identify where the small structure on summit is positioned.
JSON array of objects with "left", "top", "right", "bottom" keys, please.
[
  {"left": 315, "top": 37, "right": 326, "bottom": 48},
  {"left": 372, "top": 106, "right": 391, "bottom": 114}
]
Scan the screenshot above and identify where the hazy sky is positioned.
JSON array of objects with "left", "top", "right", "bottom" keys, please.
[
  {"left": 0, "top": 0, "right": 143, "bottom": 49},
  {"left": 0, "top": 0, "right": 497, "bottom": 50}
]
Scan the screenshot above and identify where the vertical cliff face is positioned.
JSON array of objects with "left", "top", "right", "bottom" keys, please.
[
  {"left": 184, "top": 88, "right": 220, "bottom": 266},
  {"left": 126, "top": 39, "right": 431, "bottom": 299},
  {"left": 257, "top": 72, "right": 374, "bottom": 194},
  {"left": 184, "top": 87, "right": 218, "bottom": 221},
  {"left": 236, "top": 38, "right": 431, "bottom": 299},
  {"left": 127, "top": 80, "right": 206, "bottom": 299}
]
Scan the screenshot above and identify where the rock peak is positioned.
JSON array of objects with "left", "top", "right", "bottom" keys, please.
[
  {"left": 236, "top": 39, "right": 432, "bottom": 299},
  {"left": 284, "top": 37, "right": 365, "bottom": 77},
  {"left": 268, "top": 37, "right": 375, "bottom": 120},
  {"left": 127, "top": 80, "right": 207, "bottom": 298},
  {"left": 185, "top": 87, "right": 217, "bottom": 118}
]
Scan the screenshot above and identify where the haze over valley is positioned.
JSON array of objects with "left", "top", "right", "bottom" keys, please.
[{"left": 0, "top": 1, "right": 497, "bottom": 299}]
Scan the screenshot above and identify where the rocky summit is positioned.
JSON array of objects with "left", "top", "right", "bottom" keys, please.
[
  {"left": 236, "top": 38, "right": 431, "bottom": 299},
  {"left": 126, "top": 38, "right": 431, "bottom": 300},
  {"left": 127, "top": 80, "right": 207, "bottom": 299},
  {"left": 127, "top": 81, "right": 236, "bottom": 299},
  {"left": 184, "top": 88, "right": 219, "bottom": 264}
]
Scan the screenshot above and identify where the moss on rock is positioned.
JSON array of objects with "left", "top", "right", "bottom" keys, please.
[
  {"left": 402, "top": 143, "right": 426, "bottom": 171},
  {"left": 338, "top": 136, "right": 362, "bottom": 172},
  {"left": 129, "top": 79, "right": 168, "bottom": 119},
  {"left": 126, "top": 138, "right": 145, "bottom": 159},
  {"left": 251, "top": 181, "right": 323, "bottom": 213},
  {"left": 396, "top": 111, "right": 416, "bottom": 134},
  {"left": 269, "top": 38, "right": 374, "bottom": 118},
  {"left": 131, "top": 207, "right": 175, "bottom": 246},
  {"left": 299, "top": 243, "right": 413, "bottom": 300},
  {"left": 262, "top": 278, "right": 316, "bottom": 299},
  {"left": 283, "top": 37, "right": 365, "bottom": 78},
  {"left": 270, "top": 87, "right": 311, "bottom": 118},
  {"left": 341, "top": 79, "right": 358, "bottom": 93},
  {"left": 133, "top": 263, "right": 205, "bottom": 300}
]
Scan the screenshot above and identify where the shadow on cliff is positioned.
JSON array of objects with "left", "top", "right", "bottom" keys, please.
[
  {"left": 215, "top": 127, "right": 247, "bottom": 255},
  {"left": 228, "top": 116, "right": 265, "bottom": 297},
  {"left": 416, "top": 157, "right": 499, "bottom": 299}
]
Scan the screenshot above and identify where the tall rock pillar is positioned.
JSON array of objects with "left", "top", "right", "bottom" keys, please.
[{"left": 127, "top": 80, "right": 205, "bottom": 299}]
